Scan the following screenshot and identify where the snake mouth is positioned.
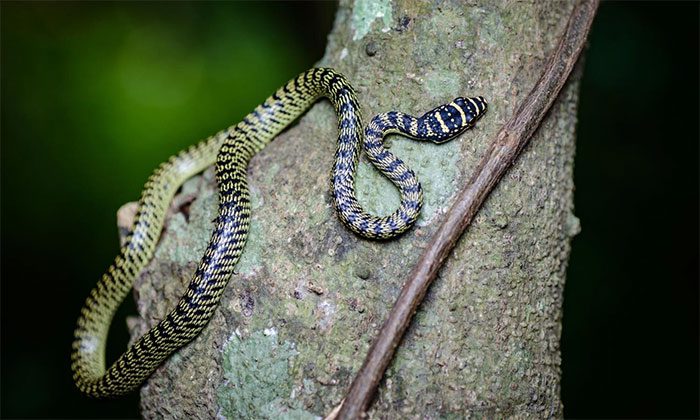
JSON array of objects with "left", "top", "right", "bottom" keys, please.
[{"left": 469, "top": 96, "right": 488, "bottom": 116}]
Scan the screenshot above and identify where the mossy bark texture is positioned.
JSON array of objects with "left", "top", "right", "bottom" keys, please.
[{"left": 129, "top": 0, "right": 581, "bottom": 418}]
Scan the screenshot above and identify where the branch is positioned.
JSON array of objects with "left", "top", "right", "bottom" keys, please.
[{"left": 333, "top": 1, "right": 599, "bottom": 418}]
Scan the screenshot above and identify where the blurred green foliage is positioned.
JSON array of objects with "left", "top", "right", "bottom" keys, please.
[
  {"left": 1, "top": 2, "right": 334, "bottom": 417},
  {"left": 0, "top": 2, "right": 697, "bottom": 419}
]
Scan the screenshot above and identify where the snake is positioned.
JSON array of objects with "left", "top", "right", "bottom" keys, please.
[{"left": 71, "top": 67, "right": 487, "bottom": 398}]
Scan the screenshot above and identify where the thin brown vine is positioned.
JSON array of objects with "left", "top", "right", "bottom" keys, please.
[{"left": 332, "top": 0, "right": 600, "bottom": 418}]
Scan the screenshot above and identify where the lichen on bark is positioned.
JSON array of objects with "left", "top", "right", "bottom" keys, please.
[{"left": 126, "top": 0, "right": 582, "bottom": 418}]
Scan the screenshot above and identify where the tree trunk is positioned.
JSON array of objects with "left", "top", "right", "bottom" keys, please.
[{"left": 126, "top": 0, "right": 582, "bottom": 418}]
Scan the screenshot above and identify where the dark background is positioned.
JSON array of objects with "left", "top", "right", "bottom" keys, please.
[{"left": 1, "top": 2, "right": 697, "bottom": 418}]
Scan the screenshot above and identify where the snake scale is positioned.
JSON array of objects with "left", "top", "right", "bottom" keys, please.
[{"left": 71, "top": 68, "right": 487, "bottom": 398}]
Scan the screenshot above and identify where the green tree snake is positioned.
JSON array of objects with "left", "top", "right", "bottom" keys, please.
[{"left": 71, "top": 68, "right": 487, "bottom": 398}]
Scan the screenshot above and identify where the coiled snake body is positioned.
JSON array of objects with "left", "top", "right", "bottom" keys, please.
[{"left": 72, "top": 68, "right": 487, "bottom": 398}]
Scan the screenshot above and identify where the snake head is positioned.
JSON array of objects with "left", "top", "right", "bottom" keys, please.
[
  {"left": 420, "top": 96, "right": 488, "bottom": 144},
  {"left": 452, "top": 96, "right": 487, "bottom": 127}
]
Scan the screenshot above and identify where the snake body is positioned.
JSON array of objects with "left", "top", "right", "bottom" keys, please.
[{"left": 71, "top": 68, "right": 487, "bottom": 398}]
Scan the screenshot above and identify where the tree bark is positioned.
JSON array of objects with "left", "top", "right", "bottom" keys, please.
[{"left": 126, "top": 0, "right": 582, "bottom": 418}]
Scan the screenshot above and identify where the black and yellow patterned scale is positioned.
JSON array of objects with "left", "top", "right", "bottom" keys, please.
[{"left": 71, "top": 68, "right": 487, "bottom": 397}]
